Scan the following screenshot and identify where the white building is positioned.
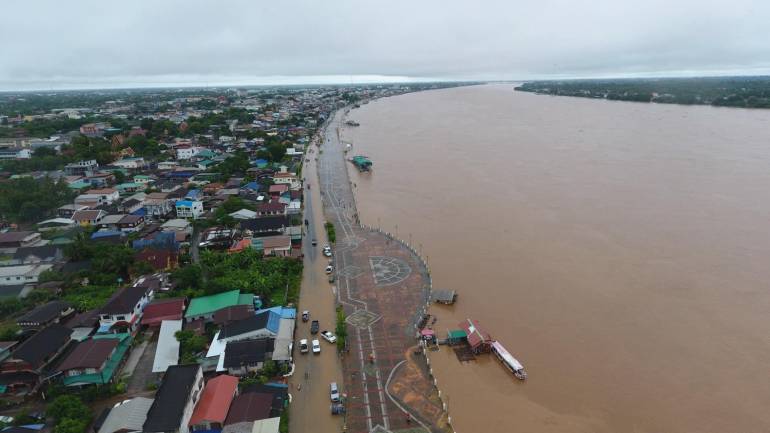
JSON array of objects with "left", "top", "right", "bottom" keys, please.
[
  {"left": 175, "top": 200, "right": 203, "bottom": 219},
  {"left": 112, "top": 157, "right": 145, "bottom": 169},
  {"left": 176, "top": 146, "right": 201, "bottom": 160},
  {"left": 0, "top": 264, "right": 53, "bottom": 286}
]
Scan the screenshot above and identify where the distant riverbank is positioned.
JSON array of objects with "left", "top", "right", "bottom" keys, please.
[{"left": 516, "top": 76, "right": 770, "bottom": 109}]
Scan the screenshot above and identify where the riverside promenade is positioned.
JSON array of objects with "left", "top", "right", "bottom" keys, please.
[{"left": 317, "top": 109, "right": 452, "bottom": 433}]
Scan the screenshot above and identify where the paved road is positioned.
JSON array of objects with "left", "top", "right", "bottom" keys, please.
[
  {"left": 126, "top": 334, "right": 158, "bottom": 394},
  {"left": 289, "top": 124, "right": 344, "bottom": 433}
]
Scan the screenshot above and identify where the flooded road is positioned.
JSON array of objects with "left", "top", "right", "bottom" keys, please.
[
  {"left": 341, "top": 84, "right": 770, "bottom": 433},
  {"left": 289, "top": 132, "right": 343, "bottom": 433}
]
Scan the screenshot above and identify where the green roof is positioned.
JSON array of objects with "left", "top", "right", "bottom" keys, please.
[
  {"left": 68, "top": 180, "right": 91, "bottom": 189},
  {"left": 447, "top": 329, "right": 467, "bottom": 339},
  {"left": 185, "top": 289, "right": 246, "bottom": 318},
  {"left": 238, "top": 293, "right": 254, "bottom": 305}
]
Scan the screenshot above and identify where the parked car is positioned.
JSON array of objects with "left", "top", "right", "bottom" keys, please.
[
  {"left": 325, "top": 265, "right": 333, "bottom": 274},
  {"left": 321, "top": 330, "right": 337, "bottom": 344},
  {"left": 302, "top": 310, "right": 309, "bottom": 322},
  {"left": 331, "top": 403, "right": 346, "bottom": 415},
  {"left": 310, "top": 320, "right": 319, "bottom": 334},
  {"left": 330, "top": 382, "right": 340, "bottom": 402},
  {"left": 299, "top": 339, "right": 309, "bottom": 354},
  {"left": 328, "top": 274, "right": 335, "bottom": 283},
  {"left": 323, "top": 245, "right": 332, "bottom": 257},
  {"left": 312, "top": 339, "right": 321, "bottom": 354}
]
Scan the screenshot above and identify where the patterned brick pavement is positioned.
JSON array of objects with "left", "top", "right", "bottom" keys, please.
[{"left": 318, "top": 110, "right": 450, "bottom": 433}]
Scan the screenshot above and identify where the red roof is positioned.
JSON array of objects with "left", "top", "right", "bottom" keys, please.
[
  {"left": 459, "top": 319, "right": 492, "bottom": 350},
  {"left": 268, "top": 184, "right": 288, "bottom": 194},
  {"left": 189, "top": 375, "right": 239, "bottom": 426},
  {"left": 142, "top": 298, "right": 186, "bottom": 326}
]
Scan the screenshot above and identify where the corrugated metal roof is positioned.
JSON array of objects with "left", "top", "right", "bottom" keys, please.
[
  {"left": 189, "top": 375, "right": 239, "bottom": 427},
  {"left": 152, "top": 320, "right": 182, "bottom": 373}
]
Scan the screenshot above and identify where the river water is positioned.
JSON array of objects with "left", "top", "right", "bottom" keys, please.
[{"left": 341, "top": 84, "right": 770, "bottom": 433}]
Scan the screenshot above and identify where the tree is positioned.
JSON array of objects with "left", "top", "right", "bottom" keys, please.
[
  {"left": 113, "top": 170, "right": 126, "bottom": 184},
  {"left": 55, "top": 418, "right": 88, "bottom": 433},
  {"left": 48, "top": 395, "right": 89, "bottom": 421}
]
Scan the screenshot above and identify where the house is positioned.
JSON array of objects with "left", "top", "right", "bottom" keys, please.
[
  {"left": 134, "top": 174, "right": 154, "bottom": 185},
  {"left": 0, "top": 231, "right": 43, "bottom": 253},
  {"left": 117, "top": 214, "right": 145, "bottom": 232},
  {"left": 212, "top": 305, "right": 254, "bottom": 327},
  {"left": 176, "top": 146, "right": 201, "bottom": 160},
  {"left": 0, "top": 324, "right": 73, "bottom": 393},
  {"left": 16, "top": 300, "right": 73, "bottom": 330},
  {"left": 56, "top": 333, "right": 131, "bottom": 387},
  {"left": 36, "top": 218, "right": 77, "bottom": 232},
  {"left": 161, "top": 219, "right": 192, "bottom": 234},
  {"left": 223, "top": 392, "right": 273, "bottom": 426},
  {"left": 80, "top": 123, "right": 107, "bottom": 137},
  {"left": 134, "top": 249, "right": 179, "bottom": 271},
  {"left": 286, "top": 200, "right": 301, "bottom": 215},
  {"left": 98, "top": 285, "right": 154, "bottom": 334},
  {"left": 460, "top": 318, "right": 493, "bottom": 354},
  {"left": 97, "top": 214, "right": 126, "bottom": 231},
  {"left": 85, "top": 172, "right": 115, "bottom": 188},
  {"left": 256, "top": 236, "right": 291, "bottom": 257},
  {"left": 63, "top": 310, "right": 100, "bottom": 342},
  {"left": 112, "top": 157, "right": 145, "bottom": 169},
  {"left": 267, "top": 184, "right": 288, "bottom": 198},
  {"left": 11, "top": 245, "right": 64, "bottom": 265},
  {"left": 64, "top": 160, "right": 98, "bottom": 176},
  {"left": 119, "top": 198, "right": 145, "bottom": 214},
  {"left": 145, "top": 193, "right": 174, "bottom": 218},
  {"left": 271, "top": 167, "right": 300, "bottom": 190},
  {"left": 0, "top": 264, "right": 53, "bottom": 286},
  {"left": 239, "top": 383, "right": 289, "bottom": 418},
  {"left": 184, "top": 290, "right": 253, "bottom": 323},
  {"left": 216, "top": 310, "right": 280, "bottom": 344},
  {"left": 116, "top": 182, "right": 142, "bottom": 194},
  {"left": 175, "top": 200, "right": 203, "bottom": 220},
  {"left": 143, "top": 364, "right": 204, "bottom": 433},
  {"left": 57, "top": 204, "right": 89, "bottom": 218},
  {"left": 84, "top": 188, "right": 120, "bottom": 205},
  {"left": 141, "top": 298, "right": 186, "bottom": 328},
  {"left": 72, "top": 209, "right": 106, "bottom": 226},
  {"left": 228, "top": 209, "right": 257, "bottom": 220},
  {"left": 222, "top": 339, "right": 275, "bottom": 376},
  {"left": 97, "top": 397, "right": 154, "bottom": 433},
  {"left": 239, "top": 216, "right": 293, "bottom": 236},
  {"left": 188, "top": 375, "right": 239, "bottom": 432},
  {"left": 184, "top": 189, "right": 203, "bottom": 201},
  {"left": 255, "top": 201, "right": 286, "bottom": 217},
  {"left": 152, "top": 320, "right": 182, "bottom": 374},
  {"left": 0, "top": 147, "right": 32, "bottom": 160}
]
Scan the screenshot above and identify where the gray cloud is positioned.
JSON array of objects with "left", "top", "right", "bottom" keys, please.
[{"left": 2, "top": 0, "right": 770, "bottom": 90}]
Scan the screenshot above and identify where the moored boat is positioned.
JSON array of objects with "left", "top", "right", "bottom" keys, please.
[{"left": 491, "top": 341, "right": 527, "bottom": 380}]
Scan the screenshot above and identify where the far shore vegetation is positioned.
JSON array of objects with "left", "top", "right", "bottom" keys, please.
[{"left": 515, "top": 76, "right": 770, "bottom": 109}]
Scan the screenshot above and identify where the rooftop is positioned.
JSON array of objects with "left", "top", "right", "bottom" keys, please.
[
  {"left": 143, "top": 364, "right": 201, "bottom": 432},
  {"left": 188, "top": 374, "right": 239, "bottom": 427}
]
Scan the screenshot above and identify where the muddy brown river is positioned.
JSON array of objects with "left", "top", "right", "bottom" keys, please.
[{"left": 341, "top": 84, "right": 770, "bottom": 433}]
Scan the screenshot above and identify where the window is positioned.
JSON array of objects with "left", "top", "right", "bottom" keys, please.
[{"left": 117, "top": 315, "right": 126, "bottom": 321}]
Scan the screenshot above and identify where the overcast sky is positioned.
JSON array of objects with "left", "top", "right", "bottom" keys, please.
[{"left": 2, "top": 0, "right": 770, "bottom": 90}]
